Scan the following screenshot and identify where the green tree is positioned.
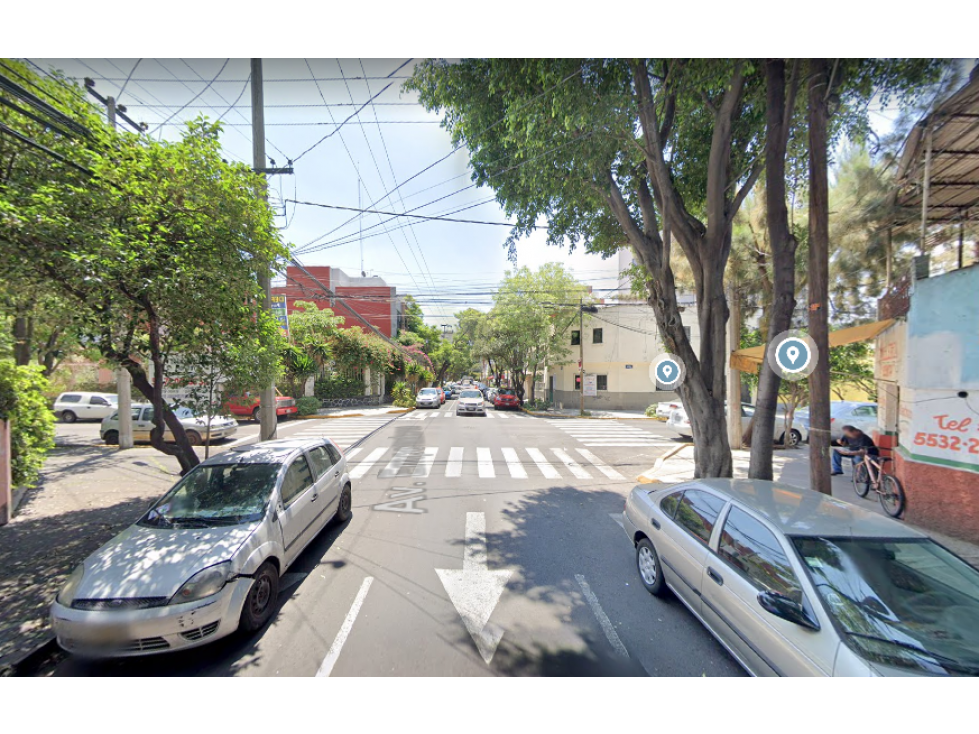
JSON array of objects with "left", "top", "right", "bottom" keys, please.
[
  {"left": 1, "top": 91, "right": 285, "bottom": 472},
  {"left": 0, "top": 361, "right": 55, "bottom": 490},
  {"left": 408, "top": 59, "right": 768, "bottom": 477}
]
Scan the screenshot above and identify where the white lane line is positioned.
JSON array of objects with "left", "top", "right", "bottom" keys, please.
[
  {"left": 444, "top": 410, "right": 455, "bottom": 418},
  {"left": 413, "top": 447, "right": 439, "bottom": 477},
  {"left": 344, "top": 447, "right": 363, "bottom": 461},
  {"left": 446, "top": 447, "right": 464, "bottom": 478},
  {"left": 484, "top": 411, "right": 494, "bottom": 419},
  {"left": 608, "top": 512, "right": 625, "bottom": 529},
  {"left": 551, "top": 448, "right": 591, "bottom": 479},
  {"left": 379, "top": 447, "right": 414, "bottom": 478},
  {"left": 350, "top": 447, "right": 388, "bottom": 479},
  {"left": 575, "top": 449, "right": 626, "bottom": 480},
  {"left": 477, "top": 447, "right": 495, "bottom": 478},
  {"left": 575, "top": 574, "right": 629, "bottom": 659},
  {"left": 494, "top": 412, "right": 509, "bottom": 419},
  {"left": 501, "top": 447, "right": 528, "bottom": 479},
  {"left": 316, "top": 576, "right": 374, "bottom": 677},
  {"left": 526, "top": 447, "right": 561, "bottom": 479}
]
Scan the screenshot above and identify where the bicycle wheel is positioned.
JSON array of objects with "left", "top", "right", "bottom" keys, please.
[
  {"left": 852, "top": 462, "right": 871, "bottom": 498},
  {"left": 879, "top": 474, "right": 906, "bottom": 518}
]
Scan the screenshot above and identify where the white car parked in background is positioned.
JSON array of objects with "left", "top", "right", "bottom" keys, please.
[
  {"left": 668, "top": 403, "right": 808, "bottom": 446},
  {"left": 101, "top": 404, "right": 237, "bottom": 446},
  {"left": 53, "top": 392, "right": 118, "bottom": 423}
]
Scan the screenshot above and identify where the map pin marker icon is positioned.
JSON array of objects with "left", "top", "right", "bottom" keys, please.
[
  {"left": 663, "top": 364, "right": 673, "bottom": 378},
  {"left": 787, "top": 346, "right": 800, "bottom": 364}
]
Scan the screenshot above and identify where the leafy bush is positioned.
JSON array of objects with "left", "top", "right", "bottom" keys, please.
[
  {"left": 391, "top": 381, "right": 414, "bottom": 408},
  {"left": 525, "top": 398, "right": 551, "bottom": 411},
  {"left": 295, "top": 396, "right": 322, "bottom": 416},
  {"left": 314, "top": 374, "right": 364, "bottom": 400},
  {"left": 645, "top": 404, "right": 658, "bottom": 418},
  {"left": 0, "top": 361, "right": 56, "bottom": 489}
]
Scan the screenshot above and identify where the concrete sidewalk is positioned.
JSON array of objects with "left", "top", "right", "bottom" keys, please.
[
  {"left": 637, "top": 445, "right": 979, "bottom": 569},
  {"left": 0, "top": 444, "right": 182, "bottom": 672}
]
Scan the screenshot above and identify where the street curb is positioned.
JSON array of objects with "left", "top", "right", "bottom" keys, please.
[
  {"left": 304, "top": 408, "right": 410, "bottom": 419},
  {"left": 521, "top": 410, "right": 657, "bottom": 421},
  {"left": 637, "top": 443, "right": 691, "bottom": 484},
  {"left": 0, "top": 635, "right": 58, "bottom": 677}
]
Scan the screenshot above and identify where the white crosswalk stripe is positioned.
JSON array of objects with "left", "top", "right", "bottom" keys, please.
[
  {"left": 379, "top": 447, "right": 414, "bottom": 478},
  {"left": 344, "top": 447, "right": 363, "bottom": 461},
  {"left": 551, "top": 448, "right": 592, "bottom": 479},
  {"left": 413, "top": 447, "right": 438, "bottom": 477},
  {"left": 350, "top": 447, "right": 387, "bottom": 479},
  {"left": 477, "top": 447, "right": 495, "bottom": 477},
  {"left": 290, "top": 416, "right": 398, "bottom": 449},
  {"left": 543, "top": 419, "right": 670, "bottom": 447},
  {"left": 526, "top": 447, "right": 561, "bottom": 479},
  {"left": 575, "top": 448, "right": 625, "bottom": 480},
  {"left": 348, "top": 445, "right": 632, "bottom": 482},
  {"left": 446, "top": 446, "right": 464, "bottom": 477},
  {"left": 501, "top": 447, "right": 528, "bottom": 478}
]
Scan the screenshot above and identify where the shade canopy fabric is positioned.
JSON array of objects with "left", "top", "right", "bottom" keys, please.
[{"left": 730, "top": 319, "right": 896, "bottom": 373}]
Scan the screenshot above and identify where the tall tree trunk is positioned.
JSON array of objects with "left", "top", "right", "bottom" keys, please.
[
  {"left": 750, "top": 59, "right": 800, "bottom": 479},
  {"left": 13, "top": 314, "right": 32, "bottom": 366},
  {"left": 807, "top": 59, "right": 832, "bottom": 495}
]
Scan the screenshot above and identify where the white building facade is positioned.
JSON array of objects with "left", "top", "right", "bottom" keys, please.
[{"left": 547, "top": 297, "right": 700, "bottom": 411}]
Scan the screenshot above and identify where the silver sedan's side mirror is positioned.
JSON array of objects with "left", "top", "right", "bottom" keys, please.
[{"left": 757, "top": 591, "right": 820, "bottom": 631}]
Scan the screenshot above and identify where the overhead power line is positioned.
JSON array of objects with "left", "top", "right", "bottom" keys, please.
[
  {"left": 151, "top": 59, "right": 229, "bottom": 134},
  {"left": 286, "top": 199, "right": 532, "bottom": 227},
  {"left": 292, "top": 59, "right": 413, "bottom": 163},
  {"left": 67, "top": 75, "right": 414, "bottom": 83}
]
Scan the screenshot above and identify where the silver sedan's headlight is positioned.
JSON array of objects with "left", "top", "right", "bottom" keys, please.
[
  {"left": 170, "top": 562, "right": 232, "bottom": 605},
  {"left": 56, "top": 564, "right": 86, "bottom": 606}
]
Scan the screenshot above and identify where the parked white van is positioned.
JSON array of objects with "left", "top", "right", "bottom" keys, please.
[{"left": 53, "top": 392, "right": 118, "bottom": 423}]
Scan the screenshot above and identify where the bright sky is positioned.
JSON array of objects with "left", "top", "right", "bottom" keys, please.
[{"left": 32, "top": 58, "right": 623, "bottom": 327}]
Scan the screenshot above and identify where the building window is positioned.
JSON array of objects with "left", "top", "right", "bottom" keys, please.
[
  {"left": 593, "top": 328, "right": 603, "bottom": 344},
  {"left": 596, "top": 375, "right": 608, "bottom": 391},
  {"left": 574, "top": 374, "right": 581, "bottom": 391},
  {"left": 571, "top": 330, "right": 580, "bottom": 346}
]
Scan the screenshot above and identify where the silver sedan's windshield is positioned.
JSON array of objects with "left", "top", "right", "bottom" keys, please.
[
  {"left": 140, "top": 463, "right": 280, "bottom": 528},
  {"left": 793, "top": 536, "right": 979, "bottom": 675},
  {"left": 460, "top": 391, "right": 482, "bottom": 399}
]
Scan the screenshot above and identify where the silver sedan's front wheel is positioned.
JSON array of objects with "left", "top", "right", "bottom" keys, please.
[{"left": 636, "top": 538, "right": 667, "bottom": 596}]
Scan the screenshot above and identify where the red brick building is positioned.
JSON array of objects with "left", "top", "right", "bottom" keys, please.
[{"left": 272, "top": 266, "right": 402, "bottom": 338}]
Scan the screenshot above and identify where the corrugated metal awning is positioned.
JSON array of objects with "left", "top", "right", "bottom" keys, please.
[
  {"left": 730, "top": 319, "right": 896, "bottom": 373},
  {"left": 894, "top": 71, "right": 979, "bottom": 225}
]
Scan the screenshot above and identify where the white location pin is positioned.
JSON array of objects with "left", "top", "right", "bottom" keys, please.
[
  {"left": 663, "top": 365, "right": 673, "bottom": 377},
  {"left": 787, "top": 346, "right": 800, "bottom": 364}
]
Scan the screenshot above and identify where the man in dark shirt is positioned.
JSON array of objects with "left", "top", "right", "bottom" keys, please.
[{"left": 831, "top": 425, "right": 879, "bottom": 475}]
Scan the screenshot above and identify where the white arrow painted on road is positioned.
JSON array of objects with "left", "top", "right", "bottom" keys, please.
[{"left": 436, "top": 512, "right": 512, "bottom": 664}]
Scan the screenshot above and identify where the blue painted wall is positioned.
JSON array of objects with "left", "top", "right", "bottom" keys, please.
[{"left": 906, "top": 266, "right": 979, "bottom": 390}]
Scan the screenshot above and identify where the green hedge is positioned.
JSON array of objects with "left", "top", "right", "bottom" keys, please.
[
  {"left": 0, "top": 361, "right": 56, "bottom": 489},
  {"left": 295, "top": 396, "right": 322, "bottom": 416},
  {"left": 314, "top": 374, "right": 365, "bottom": 400}
]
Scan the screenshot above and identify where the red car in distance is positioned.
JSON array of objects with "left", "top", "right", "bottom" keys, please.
[
  {"left": 493, "top": 388, "right": 522, "bottom": 410},
  {"left": 224, "top": 390, "right": 298, "bottom": 422}
]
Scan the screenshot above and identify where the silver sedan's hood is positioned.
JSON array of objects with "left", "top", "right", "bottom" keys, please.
[{"left": 76, "top": 523, "right": 258, "bottom": 600}]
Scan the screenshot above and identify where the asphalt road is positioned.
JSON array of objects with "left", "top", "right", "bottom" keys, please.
[{"left": 48, "top": 404, "right": 743, "bottom": 677}]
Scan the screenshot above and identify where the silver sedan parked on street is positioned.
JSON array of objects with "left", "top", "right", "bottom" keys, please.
[
  {"left": 51, "top": 438, "right": 353, "bottom": 657},
  {"left": 623, "top": 478, "right": 979, "bottom": 676}
]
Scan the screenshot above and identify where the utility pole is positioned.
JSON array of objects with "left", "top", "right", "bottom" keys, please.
[
  {"left": 579, "top": 297, "right": 585, "bottom": 417},
  {"left": 726, "top": 284, "right": 742, "bottom": 449},
  {"left": 807, "top": 59, "right": 832, "bottom": 496},
  {"left": 252, "top": 59, "right": 277, "bottom": 442},
  {"left": 106, "top": 96, "right": 134, "bottom": 451}
]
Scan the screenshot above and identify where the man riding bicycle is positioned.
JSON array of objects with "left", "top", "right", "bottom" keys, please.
[{"left": 831, "top": 425, "right": 878, "bottom": 476}]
